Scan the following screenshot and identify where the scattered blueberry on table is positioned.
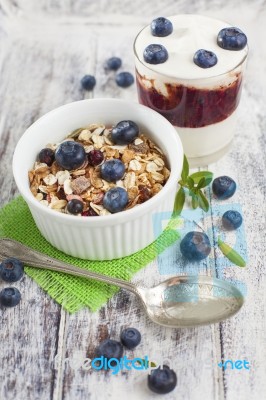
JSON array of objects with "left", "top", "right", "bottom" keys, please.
[
  {"left": 103, "top": 187, "right": 128, "bottom": 213},
  {"left": 150, "top": 17, "right": 173, "bottom": 37},
  {"left": 96, "top": 339, "right": 124, "bottom": 360},
  {"left": 193, "top": 49, "right": 218, "bottom": 68},
  {"left": 0, "top": 258, "right": 24, "bottom": 282},
  {"left": 120, "top": 327, "right": 141, "bottom": 349},
  {"left": 143, "top": 44, "right": 168, "bottom": 64},
  {"left": 148, "top": 365, "right": 177, "bottom": 394},
  {"left": 87, "top": 149, "right": 104, "bottom": 166},
  {"left": 106, "top": 57, "right": 122, "bottom": 71},
  {"left": 212, "top": 176, "right": 236, "bottom": 199},
  {"left": 0, "top": 287, "right": 21, "bottom": 307},
  {"left": 80, "top": 74, "right": 96, "bottom": 91},
  {"left": 67, "top": 199, "right": 84, "bottom": 215},
  {"left": 217, "top": 27, "right": 247, "bottom": 50},
  {"left": 180, "top": 231, "right": 211, "bottom": 261},
  {"left": 38, "top": 148, "right": 55, "bottom": 166},
  {"left": 222, "top": 210, "right": 243, "bottom": 230},
  {"left": 111, "top": 120, "right": 139, "bottom": 145},
  {"left": 100, "top": 159, "right": 125, "bottom": 182},
  {"left": 55, "top": 141, "right": 86, "bottom": 170},
  {"left": 115, "top": 71, "right": 134, "bottom": 88}
]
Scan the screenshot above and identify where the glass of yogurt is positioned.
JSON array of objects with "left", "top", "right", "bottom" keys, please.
[{"left": 134, "top": 14, "right": 248, "bottom": 166}]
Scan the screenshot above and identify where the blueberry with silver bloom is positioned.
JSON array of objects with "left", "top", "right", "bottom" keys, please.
[
  {"left": 222, "top": 210, "right": 243, "bottom": 230},
  {"left": 217, "top": 27, "right": 247, "bottom": 50},
  {"left": 148, "top": 365, "right": 177, "bottom": 394},
  {"left": 111, "top": 120, "right": 139, "bottom": 145},
  {"left": 106, "top": 57, "right": 122, "bottom": 71},
  {"left": 212, "top": 176, "right": 236, "bottom": 199},
  {"left": 151, "top": 17, "right": 173, "bottom": 37},
  {"left": 193, "top": 49, "right": 218, "bottom": 68},
  {"left": 115, "top": 72, "right": 134, "bottom": 88},
  {"left": 180, "top": 231, "right": 211, "bottom": 261},
  {"left": 143, "top": 44, "right": 168, "bottom": 64},
  {"left": 0, "top": 287, "right": 21, "bottom": 307},
  {"left": 120, "top": 327, "right": 141, "bottom": 349},
  {"left": 103, "top": 187, "right": 128, "bottom": 213},
  {"left": 55, "top": 141, "right": 86, "bottom": 170},
  {"left": 100, "top": 159, "right": 125, "bottom": 182},
  {"left": 0, "top": 258, "right": 24, "bottom": 282},
  {"left": 80, "top": 74, "right": 96, "bottom": 91},
  {"left": 96, "top": 339, "right": 123, "bottom": 360}
]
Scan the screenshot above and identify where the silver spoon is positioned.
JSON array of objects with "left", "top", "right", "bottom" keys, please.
[{"left": 0, "top": 238, "right": 244, "bottom": 328}]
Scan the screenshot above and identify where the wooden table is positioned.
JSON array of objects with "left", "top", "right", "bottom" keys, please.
[{"left": 0, "top": 1, "right": 265, "bottom": 399}]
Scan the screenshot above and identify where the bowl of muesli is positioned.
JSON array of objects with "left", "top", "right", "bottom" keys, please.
[{"left": 13, "top": 99, "right": 183, "bottom": 260}]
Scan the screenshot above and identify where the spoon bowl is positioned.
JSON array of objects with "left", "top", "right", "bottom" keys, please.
[{"left": 0, "top": 238, "right": 244, "bottom": 327}]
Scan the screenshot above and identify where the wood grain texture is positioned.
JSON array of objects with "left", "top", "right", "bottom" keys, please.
[{"left": 0, "top": 0, "right": 265, "bottom": 399}]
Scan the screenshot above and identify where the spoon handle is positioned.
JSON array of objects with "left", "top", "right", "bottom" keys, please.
[{"left": 0, "top": 238, "right": 138, "bottom": 294}]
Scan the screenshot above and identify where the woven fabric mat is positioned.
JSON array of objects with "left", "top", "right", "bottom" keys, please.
[{"left": 0, "top": 196, "right": 180, "bottom": 313}]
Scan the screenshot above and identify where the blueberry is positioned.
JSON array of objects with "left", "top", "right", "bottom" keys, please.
[
  {"left": 103, "top": 187, "right": 128, "bottom": 213},
  {"left": 212, "top": 176, "right": 236, "bottom": 199},
  {"left": 96, "top": 339, "right": 123, "bottom": 360},
  {"left": 0, "top": 258, "right": 24, "bottom": 282},
  {"left": 148, "top": 365, "right": 177, "bottom": 394},
  {"left": 87, "top": 149, "right": 104, "bottom": 166},
  {"left": 143, "top": 44, "right": 168, "bottom": 64},
  {"left": 67, "top": 199, "right": 83, "bottom": 215},
  {"left": 38, "top": 148, "right": 55, "bottom": 166},
  {"left": 222, "top": 210, "right": 243, "bottom": 230},
  {"left": 100, "top": 159, "right": 125, "bottom": 182},
  {"left": 55, "top": 141, "right": 86, "bottom": 170},
  {"left": 120, "top": 327, "right": 141, "bottom": 349},
  {"left": 81, "top": 74, "right": 96, "bottom": 91},
  {"left": 115, "top": 72, "right": 134, "bottom": 88},
  {"left": 193, "top": 49, "right": 218, "bottom": 68},
  {"left": 106, "top": 57, "right": 122, "bottom": 71},
  {"left": 180, "top": 231, "right": 211, "bottom": 261},
  {"left": 151, "top": 17, "right": 173, "bottom": 37},
  {"left": 0, "top": 287, "right": 21, "bottom": 307},
  {"left": 111, "top": 120, "right": 139, "bottom": 145},
  {"left": 217, "top": 27, "right": 247, "bottom": 50}
]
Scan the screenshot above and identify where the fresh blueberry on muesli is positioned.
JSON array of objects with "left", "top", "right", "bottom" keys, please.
[
  {"left": 29, "top": 122, "right": 170, "bottom": 216},
  {"left": 103, "top": 187, "right": 129, "bottom": 213},
  {"left": 55, "top": 141, "right": 86, "bottom": 170},
  {"left": 100, "top": 159, "right": 125, "bottom": 182},
  {"left": 111, "top": 120, "right": 139, "bottom": 145}
]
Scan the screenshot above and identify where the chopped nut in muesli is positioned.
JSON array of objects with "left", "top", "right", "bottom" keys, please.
[{"left": 28, "top": 121, "right": 170, "bottom": 215}]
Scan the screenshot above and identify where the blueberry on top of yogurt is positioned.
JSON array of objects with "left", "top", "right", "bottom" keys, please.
[
  {"left": 217, "top": 27, "right": 247, "bottom": 50},
  {"left": 143, "top": 44, "right": 168, "bottom": 64},
  {"left": 193, "top": 49, "right": 218, "bottom": 68},
  {"left": 151, "top": 17, "right": 173, "bottom": 37}
]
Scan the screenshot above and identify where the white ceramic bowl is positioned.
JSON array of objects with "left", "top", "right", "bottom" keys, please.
[{"left": 13, "top": 99, "right": 183, "bottom": 260}]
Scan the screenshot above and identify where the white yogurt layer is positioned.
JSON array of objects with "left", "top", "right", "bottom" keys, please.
[{"left": 134, "top": 14, "right": 248, "bottom": 81}]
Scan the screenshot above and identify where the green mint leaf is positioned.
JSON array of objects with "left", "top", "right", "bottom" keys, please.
[
  {"left": 198, "top": 190, "right": 209, "bottom": 212},
  {"left": 189, "top": 171, "right": 213, "bottom": 185},
  {"left": 173, "top": 187, "right": 185, "bottom": 216},
  {"left": 197, "top": 177, "right": 207, "bottom": 189},
  {"left": 217, "top": 237, "right": 246, "bottom": 267},
  {"left": 187, "top": 177, "right": 195, "bottom": 189},
  {"left": 181, "top": 154, "right": 189, "bottom": 182},
  {"left": 191, "top": 194, "right": 199, "bottom": 209}
]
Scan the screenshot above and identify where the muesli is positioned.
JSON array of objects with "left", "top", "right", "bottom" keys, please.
[{"left": 28, "top": 120, "right": 170, "bottom": 216}]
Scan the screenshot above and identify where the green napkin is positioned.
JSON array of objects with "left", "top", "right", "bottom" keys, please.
[{"left": 0, "top": 196, "right": 180, "bottom": 313}]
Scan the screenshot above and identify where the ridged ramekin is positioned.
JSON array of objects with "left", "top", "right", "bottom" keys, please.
[{"left": 12, "top": 99, "right": 183, "bottom": 260}]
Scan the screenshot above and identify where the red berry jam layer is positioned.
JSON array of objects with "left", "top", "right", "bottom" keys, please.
[{"left": 136, "top": 70, "right": 243, "bottom": 128}]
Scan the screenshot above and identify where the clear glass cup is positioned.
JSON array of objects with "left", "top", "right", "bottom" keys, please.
[{"left": 134, "top": 15, "right": 248, "bottom": 167}]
